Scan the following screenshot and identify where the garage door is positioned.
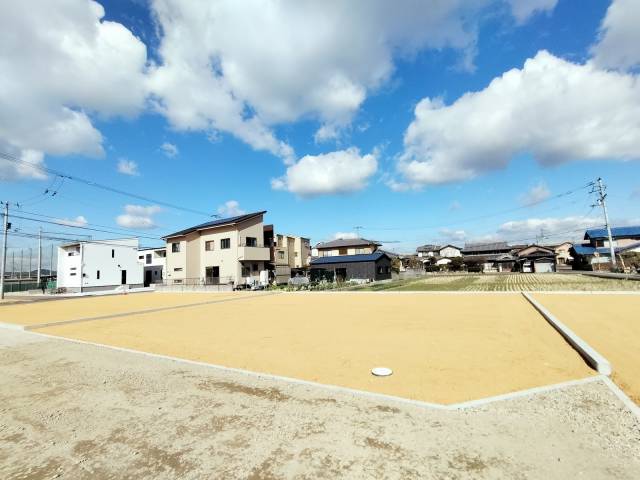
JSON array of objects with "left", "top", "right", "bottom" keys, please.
[{"left": 535, "top": 262, "right": 554, "bottom": 273}]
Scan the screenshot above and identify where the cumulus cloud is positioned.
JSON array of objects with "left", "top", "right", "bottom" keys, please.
[
  {"left": 217, "top": 200, "right": 245, "bottom": 217},
  {"left": 0, "top": 146, "right": 46, "bottom": 181},
  {"left": 117, "top": 159, "right": 140, "bottom": 176},
  {"left": 160, "top": 142, "right": 179, "bottom": 158},
  {"left": 506, "top": 0, "right": 558, "bottom": 24},
  {"left": 439, "top": 228, "right": 467, "bottom": 242},
  {"left": 0, "top": 0, "right": 148, "bottom": 171},
  {"left": 591, "top": 0, "right": 640, "bottom": 71},
  {"left": 146, "top": 0, "right": 496, "bottom": 159},
  {"left": 116, "top": 205, "right": 162, "bottom": 229},
  {"left": 272, "top": 148, "right": 378, "bottom": 197},
  {"left": 397, "top": 51, "right": 640, "bottom": 186},
  {"left": 519, "top": 181, "right": 551, "bottom": 206},
  {"left": 57, "top": 215, "right": 89, "bottom": 228}
]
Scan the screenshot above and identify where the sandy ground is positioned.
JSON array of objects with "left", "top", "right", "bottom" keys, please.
[
  {"left": 534, "top": 294, "right": 640, "bottom": 404},
  {"left": 1, "top": 329, "right": 639, "bottom": 480},
  {"left": 0, "top": 291, "right": 259, "bottom": 327},
  {"left": 34, "top": 293, "right": 594, "bottom": 404}
]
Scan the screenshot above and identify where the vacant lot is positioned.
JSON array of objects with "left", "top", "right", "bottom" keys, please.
[
  {"left": 30, "top": 292, "right": 594, "bottom": 404},
  {"left": 0, "top": 291, "right": 260, "bottom": 327},
  {"left": 359, "top": 273, "right": 640, "bottom": 291},
  {"left": 534, "top": 294, "right": 640, "bottom": 405}
]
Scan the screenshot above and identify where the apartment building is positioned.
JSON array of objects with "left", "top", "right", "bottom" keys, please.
[
  {"left": 57, "top": 238, "right": 143, "bottom": 293},
  {"left": 137, "top": 246, "right": 166, "bottom": 286},
  {"left": 273, "top": 233, "right": 311, "bottom": 284},
  {"left": 163, "top": 211, "right": 271, "bottom": 287}
]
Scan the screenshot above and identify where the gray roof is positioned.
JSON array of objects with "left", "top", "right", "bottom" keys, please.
[
  {"left": 163, "top": 211, "right": 266, "bottom": 239},
  {"left": 416, "top": 244, "right": 440, "bottom": 252},
  {"left": 462, "top": 242, "right": 510, "bottom": 254},
  {"left": 315, "top": 237, "right": 381, "bottom": 249},
  {"left": 310, "top": 251, "right": 389, "bottom": 265}
]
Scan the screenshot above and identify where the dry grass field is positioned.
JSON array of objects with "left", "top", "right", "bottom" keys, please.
[{"left": 359, "top": 273, "right": 640, "bottom": 291}]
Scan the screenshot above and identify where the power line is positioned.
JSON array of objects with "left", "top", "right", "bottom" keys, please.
[
  {"left": 0, "top": 150, "right": 219, "bottom": 218},
  {"left": 360, "top": 182, "right": 593, "bottom": 232}
]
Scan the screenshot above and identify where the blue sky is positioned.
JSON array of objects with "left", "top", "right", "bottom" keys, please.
[{"left": 1, "top": 0, "right": 639, "bottom": 254}]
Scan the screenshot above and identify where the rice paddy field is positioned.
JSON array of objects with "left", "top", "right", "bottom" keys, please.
[{"left": 356, "top": 273, "right": 640, "bottom": 291}]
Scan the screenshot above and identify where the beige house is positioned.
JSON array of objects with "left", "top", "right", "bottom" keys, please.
[
  {"left": 163, "top": 211, "right": 271, "bottom": 287},
  {"left": 273, "top": 233, "right": 311, "bottom": 284},
  {"left": 312, "top": 238, "right": 381, "bottom": 257}
]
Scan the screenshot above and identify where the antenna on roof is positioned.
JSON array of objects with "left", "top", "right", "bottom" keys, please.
[{"left": 353, "top": 226, "right": 363, "bottom": 237}]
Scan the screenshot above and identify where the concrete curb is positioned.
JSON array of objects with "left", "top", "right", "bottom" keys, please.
[{"left": 521, "top": 292, "right": 612, "bottom": 375}]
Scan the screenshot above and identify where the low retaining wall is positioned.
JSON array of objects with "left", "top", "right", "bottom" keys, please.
[{"left": 155, "top": 284, "right": 233, "bottom": 293}]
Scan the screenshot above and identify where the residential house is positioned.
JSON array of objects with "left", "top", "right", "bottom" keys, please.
[
  {"left": 461, "top": 242, "right": 515, "bottom": 272},
  {"left": 57, "top": 238, "right": 143, "bottom": 293},
  {"left": 272, "top": 232, "right": 311, "bottom": 284},
  {"left": 572, "top": 226, "right": 640, "bottom": 269},
  {"left": 514, "top": 245, "right": 557, "bottom": 273},
  {"left": 137, "top": 246, "right": 166, "bottom": 286},
  {"left": 313, "top": 238, "right": 380, "bottom": 257},
  {"left": 417, "top": 244, "right": 462, "bottom": 268},
  {"left": 545, "top": 242, "right": 573, "bottom": 266},
  {"left": 163, "top": 211, "right": 271, "bottom": 287},
  {"left": 310, "top": 251, "right": 392, "bottom": 282}
]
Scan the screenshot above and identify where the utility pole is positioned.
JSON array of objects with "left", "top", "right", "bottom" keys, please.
[
  {"left": 354, "top": 226, "right": 363, "bottom": 237},
  {"left": 593, "top": 178, "right": 617, "bottom": 270},
  {"left": 29, "top": 247, "right": 32, "bottom": 279},
  {"left": 0, "top": 202, "right": 8, "bottom": 299},
  {"left": 37, "top": 227, "right": 42, "bottom": 284}
]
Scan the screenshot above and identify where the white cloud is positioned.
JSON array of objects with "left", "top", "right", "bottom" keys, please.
[
  {"left": 506, "top": 0, "right": 558, "bottom": 24},
  {"left": 439, "top": 228, "right": 467, "bottom": 241},
  {"left": 0, "top": 0, "right": 148, "bottom": 168},
  {"left": 116, "top": 204, "right": 162, "bottom": 229},
  {"left": 397, "top": 51, "right": 640, "bottom": 186},
  {"left": 217, "top": 200, "right": 245, "bottom": 217},
  {"left": 497, "top": 216, "right": 602, "bottom": 242},
  {"left": 519, "top": 181, "right": 551, "bottom": 206},
  {"left": 57, "top": 215, "right": 89, "bottom": 228},
  {"left": 591, "top": 0, "right": 640, "bottom": 71},
  {"left": 0, "top": 146, "right": 46, "bottom": 181},
  {"left": 147, "top": 0, "right": 495, "bottom": 158},
  {"left": 117, "top": 159, "right": 140, "bottom": 176},
  {"left": 449, "top": 201, "right": 462, "bottom": 211},
  {"left": 332, "top": 232, "right": 359, "bottom": 240},
  {"left": 272, "top": 148, "right": 378, "bottom": 197},
  {"left": 160, "top": 142, "right": 179, "bottom": 158}
]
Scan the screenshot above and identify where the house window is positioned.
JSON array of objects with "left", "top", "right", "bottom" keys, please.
[
  {"left": 355, "top": 248, "right": 364, "bottom": 254},
  {"left": 146, "top": 254, "right": 152, "bottom": 264},
  {"left": 221, "top": 238, "right": 231, "bottom": 249},
  {"left": 111, "top": 249, "right": 115, "bottom": 258},
  {"left": 174, "top": 267, "right": 183, "bottom": 272},
  {"left": 138, "top": 255, "right": 144, "bottom": 260},
  {"left": 294, "top": 252, "right": 298, "bottom": 257},
  {"left": 245, "top": 237, "right": 257, "bottom": 247},
  {"left": 172, "top": 242, "right": 180, "bottom": 253},
  {"left": 68, "top": 252, "right": 74, "bottom": 257},
  {"left": 70, "top": 267, "right": 76, "bottom": 271},
  {"left": 339, "top": 248, "right": 347, "bottom": 255},
  {"left": 278, "top": 251, "right": 285, "bottom": 260},
  {"left": 96, "top": 270, "right": 100, "bottom": 279},
  {"left": 205, "top": 240, "right": 215, "bottom": 251},
  {"left": 252, "top": 263, "right": 259, "bottom": 272},
  {"left": 241, "top": 266, "right": 250, "bottom": 276},
  {"left": 70, "top": 273, "right": 76, "bottom": 276}
]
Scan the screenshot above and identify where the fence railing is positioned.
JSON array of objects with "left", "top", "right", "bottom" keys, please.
[{"left": 159, "top": 276, "right": 235, "bottom": 287}]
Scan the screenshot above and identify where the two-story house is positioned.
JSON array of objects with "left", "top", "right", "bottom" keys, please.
[
  {"left": 162, "top": 211, "right": 271, "bottom": 287},
  {"left": 137, "top": 246, "right": 167, "bottom": 286},
  {"left": 310, "top": 237, "right": 391, "bottom": 282}
]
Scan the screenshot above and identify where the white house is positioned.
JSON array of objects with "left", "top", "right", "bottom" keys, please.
[
  {"left": 137, "top": 246, "right": 167, "bottom": 286},
  {"left": 57, "top": 238, "right": 143, "bottom": 293}
]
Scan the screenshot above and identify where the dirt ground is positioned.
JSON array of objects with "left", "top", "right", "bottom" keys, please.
[
  {"left": 1, "top": 329, "right": 639, "bottom": 480},
  {"left": 33, "top": 293, "right": 594, "bottom": 404},
  {"left": 534, "top": 294, "right": 640, "bottom": 404},
  {"left": 0, "top": 291, "right": 258, "bottom": 327}
]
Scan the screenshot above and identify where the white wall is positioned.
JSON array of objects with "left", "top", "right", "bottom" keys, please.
[
  {"left": 58, "top": 238, "right": 142, "bottom": 291},
  {"left": 439, "top": 246, "right": 461, "bottom": 258}
]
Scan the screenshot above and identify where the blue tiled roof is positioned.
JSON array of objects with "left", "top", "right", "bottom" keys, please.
[
  {"left": 163, "top": 211, "right": 267, "bottom": 239},
  {"left": 584, "top": 226, "right": 640, "bottom": 240},
  {"left": 573, "top": 241, "right": 640, "bottom": 256},
  {"left": 310, "top": 251, "right": 388, "bottom": 265}
]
